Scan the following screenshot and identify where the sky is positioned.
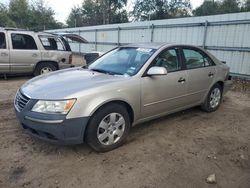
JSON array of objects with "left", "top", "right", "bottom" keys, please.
[{"left": 1, "top": 0, "right": 204, "bottom": 24}]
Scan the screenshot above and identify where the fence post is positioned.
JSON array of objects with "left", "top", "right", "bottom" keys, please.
[
  {"left": 95, "top": 29, "right": 97, "bottom": 51},
  {"left": 203, "top": 20, "right": 208, "bottom": 49},
  {"left": 117, "top": 26, "right": 121, "bottom": 46},
  {"left": 150, "top": 24, "right": 154, "bottom": 42},
  {"left": 78, "top": 30, "right": 81, "bottom": 54}
]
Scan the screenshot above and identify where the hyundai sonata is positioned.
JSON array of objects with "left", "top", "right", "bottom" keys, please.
[{"left": 15, "top": 43, "right": 232, "bottom": 152}]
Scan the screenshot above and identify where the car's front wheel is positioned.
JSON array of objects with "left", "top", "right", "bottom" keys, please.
[
  {"left": 201, "top": 83, "right": 223, "bottom": 112},
  {"left": 85, "top": 103, "right": 131, "bottom": 152}
]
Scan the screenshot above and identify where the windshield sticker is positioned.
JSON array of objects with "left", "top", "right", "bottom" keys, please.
[
  {"left": 123, "top": 73, "right": 131, "bottom": 77},
  {"left": 136, "top": 48, "right": 153, "bottom": 53},
  {"left": 126, "top": 68, "right": 136, "bottom": 75}
]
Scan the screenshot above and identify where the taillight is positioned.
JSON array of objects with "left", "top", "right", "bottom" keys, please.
[{"left": 69, "top": 55, "right": 73, "bottom": 64}]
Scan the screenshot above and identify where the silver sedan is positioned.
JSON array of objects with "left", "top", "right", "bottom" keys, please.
[{"left": 15, "top": 43, "right": 232, "bottom": 152}]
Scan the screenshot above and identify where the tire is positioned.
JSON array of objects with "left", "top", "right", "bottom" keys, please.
[
  {"left": 34, "top": 62, "right": 57, "bottom": 76},
  {"left": 201, "top": 83, "right": 223, "bottom": 112},
  {"left": 85, "top": 103, "right": 131, "bottom": 152}
]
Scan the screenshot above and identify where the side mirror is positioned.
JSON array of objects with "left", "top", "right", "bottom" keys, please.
[{"left": 147, "top": 66, "right": 168, "bottom": 76}]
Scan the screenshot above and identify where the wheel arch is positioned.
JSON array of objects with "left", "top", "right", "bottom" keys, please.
[
  {"left": 83, "top": 99, "right": 135, "bottom": 143},
  {"left": 89, "top": 100, "right": 135, "bottom": 125},
  {"left": 216, "top": 81, "right": 224, "bottom": 92},
  {"left": 202, "top": 80, "right": 225, "bottom": 103},
  {"left": 33, "top": 61, "right": 59, "bottom": 72}
]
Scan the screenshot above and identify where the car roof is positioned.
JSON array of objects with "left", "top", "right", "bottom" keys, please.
[
  {"left": 124, "top": 42, "right": 170, "bottom": 50},
  {"left": 0, "top": 27, "right": 56, "bottom": 36},
  {"left": 123, "top": 43, "right": 207, "bottom": 51}
]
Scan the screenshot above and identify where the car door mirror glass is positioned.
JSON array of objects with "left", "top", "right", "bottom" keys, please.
[{"left": 147, "top": 67, "right": 167, "bottom": 76}]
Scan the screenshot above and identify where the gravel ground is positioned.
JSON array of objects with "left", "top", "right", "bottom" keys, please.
[{"left": 0, "top": 77, "right": 249, "bottom": 188}]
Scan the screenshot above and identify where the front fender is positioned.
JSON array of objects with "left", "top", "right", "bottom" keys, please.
[{"left": 66, "top": 79, "right": 141, "bottom": 121}]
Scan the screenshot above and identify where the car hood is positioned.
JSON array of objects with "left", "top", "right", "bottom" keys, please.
[{"left": 21, "top": 68, "right": 129, "bottom": 99}]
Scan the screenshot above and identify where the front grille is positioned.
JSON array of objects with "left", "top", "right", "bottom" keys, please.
[{"left": 15, "top": 90, "right": 30, "bottom": 111}]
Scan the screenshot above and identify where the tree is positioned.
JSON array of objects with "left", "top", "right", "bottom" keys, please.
[
  {"left": 67, "top": 0, "right": 101, "bottom": 27},
  {"left": 193, "top": 0, "right": 241, "bottom": 16},
  {"left": 193, "top": 1, "right": 221, "bottom": 16},
  {"left": 30, "top": 0, "right": 63, "bottom": 30},
  {"left": 0, "top": 0, "right": 64, "bottom": 30},
  {"left": 132, "top": 0, "right": 191, "bottom": 21},
  {"left": 169, "top": 0, "right": 192, "bottom": 17},
  {"left": 241, "top": 0, "right": 250, "bottom": 11},
  {"left": 67, "top": 6, "right": 85, "bottom": 27},
  {"left": 132, "top": 0, "right": 169, "bottom": 21},
  {"left": 66, "top": 0, "right": 128, "bottom": 27},
  {"left": 245, "top": 0, "right": 250, "bottom": 11},
  {"left": 246, "top": 0, "right": 250, "bottom": 10},
  {"left": 82, "top": 0, "right": 101, "bottom": 26},
  {"left": 100, "top": 0, "right": 128, "bottom": 24},
  {"left": 0, "top": 3, "right": 16, "bottom": 27},
  {"left": 220, "top": 0, "right": 240, "bottom": 13},
  {"left": 8, "top": 0, "right": 30, "bottom": 28}
]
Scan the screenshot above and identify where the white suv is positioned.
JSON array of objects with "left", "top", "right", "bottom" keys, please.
[{"left": 0, "top": 28, "right": 87, "bottom": 76}]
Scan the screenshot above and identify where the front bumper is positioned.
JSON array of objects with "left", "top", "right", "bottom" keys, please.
[{"left": 15, "top": 100, "right": 89, "bottom": 145}]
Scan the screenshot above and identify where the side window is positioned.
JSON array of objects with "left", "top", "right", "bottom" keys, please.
[
  {"left": 56, "top": 39, "right": 64, "bottom": 51},
  {"left": 39, "top": 36, "right": 65, "bottom": 51},
  {"left": 152, "top": 48, "right": 181, "bottom": 72},
  {"left": 183, "top": 48, "right": 214, "bottom": 69},
  {"left": 0, "top": 32, "right": 6, "bottom": 49},
  {"left": 11, "top": 34, "right": 37, "bottom": 50}
]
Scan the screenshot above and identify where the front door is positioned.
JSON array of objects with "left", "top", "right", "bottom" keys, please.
[
  {"left": 9, "top": 32, "right": 41, "bottom": 73},
  {"left": 0, "top": 31, "right": 10, "bottom": 73},
  {"left": 141, "top": 48, "right": 188, "bottom": 119}
]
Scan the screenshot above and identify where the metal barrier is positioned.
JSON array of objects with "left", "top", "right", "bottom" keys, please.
[{"left": 50, "top": 12, "right": 250, "bottom": 77}]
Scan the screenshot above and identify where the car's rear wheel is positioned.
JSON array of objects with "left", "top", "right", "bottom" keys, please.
[
  {"left": 201, "top": 83, "right": 223, "bottom": 112},
  {"left": 34, "top": 62, "right": 57, "bottom": 76},
  {"left": 85, "top": 103, "right": 131, "bottom": 152}
]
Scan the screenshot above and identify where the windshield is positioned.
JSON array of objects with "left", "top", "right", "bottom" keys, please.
[{"left": 88, "top": 47, "right": 156, "bottom": 76}]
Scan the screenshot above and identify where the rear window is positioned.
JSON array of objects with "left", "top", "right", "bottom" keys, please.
[
  {"left": 11, "top": 33, "right": 37, "bottom": 50},
  {"left": 39, "top": 36, "right": 65, "bottom": 51},
  {"left": 0, "top": 32, "right": 6, "bottom": 49}
]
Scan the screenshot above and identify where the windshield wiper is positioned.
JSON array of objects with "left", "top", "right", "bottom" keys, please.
[
  {"left": 91, "top": 68, "right": 110, "bottom": 74},
  {"left": 90, "top": 69, "right": 122, "bottom": 75}
]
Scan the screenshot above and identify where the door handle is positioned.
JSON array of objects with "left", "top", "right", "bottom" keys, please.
[
  {"left": 32, "top": 53, "right": 38, "bottom": 57},
  {"left": 1, "top": 52, "right": 8, "bottom": 57},
  {"left": 208, "top": 72, "right": 214, "bottom": 77},
  {"left": 178, "top": 77, "right": 186, "bottom": 83}
]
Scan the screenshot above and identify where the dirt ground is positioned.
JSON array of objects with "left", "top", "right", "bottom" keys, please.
[{"left": 0, "top": 77, "right": 250, "bottom": 188}]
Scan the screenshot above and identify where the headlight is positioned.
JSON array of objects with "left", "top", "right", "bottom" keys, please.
[{"left": 32, "top": 99, "right": 76, "bottom": 114}]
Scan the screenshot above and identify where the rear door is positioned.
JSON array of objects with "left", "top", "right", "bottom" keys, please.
[
  {"left": 181, "top": 47, "right": 216, "bottom": 105},
  {"left": 9, "top": 32, "right": 41, "bottom": 73},
  {"left": 39, "top": 35, "right": 71, "bottom": 64},
  {"left": 0, "top": 31, "right": 10, "bottom": 73}
]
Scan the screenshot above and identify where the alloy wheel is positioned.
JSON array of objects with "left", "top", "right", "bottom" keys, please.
[
  {"left": 97, "top": 113, "right": 126, "bottom": 146},
  {"left": 210, "top": 88, "right": 221, "bottom": 109},
  {"left": 40, "top": 67, "right": 53, "bottom": 75}
]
